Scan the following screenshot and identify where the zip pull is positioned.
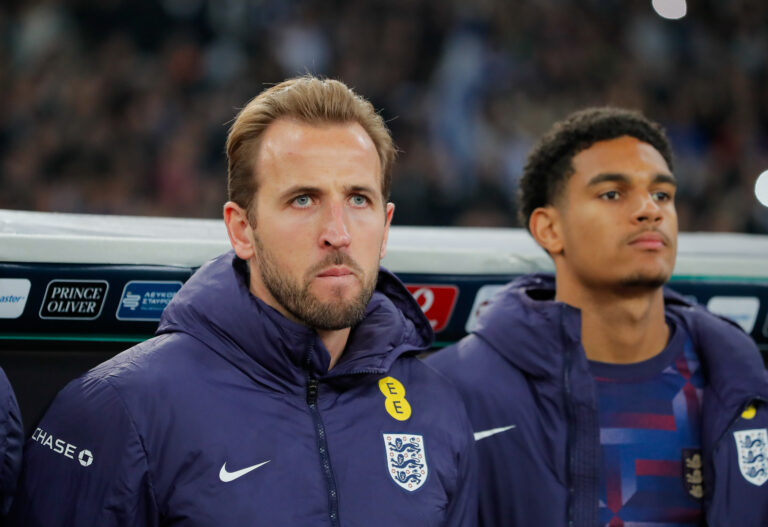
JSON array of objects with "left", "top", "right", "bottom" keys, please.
[
  {"left": 304, "top": 375, "right": 340, "bottom": 526},
  {"left": 306, "top": 378, "right": 319, "bottom": 406}
]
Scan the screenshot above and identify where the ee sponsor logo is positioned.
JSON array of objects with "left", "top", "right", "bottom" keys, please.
[
  {"left": 405, "top": 285, "right": 459, "bottom": 333},
  {"left": 379, "top": 376, "right": 412, "bottom": 421}
]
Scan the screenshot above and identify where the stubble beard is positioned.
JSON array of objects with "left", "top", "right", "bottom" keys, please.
[
  {"left": 253, "top": 234, "right": 378, "bottom": 330},
  {"left": 617, "top": 270, "right": 670, "bottom": 291},
  {"left": 616, "top": 230, "right": 676, "bottom": 291}
]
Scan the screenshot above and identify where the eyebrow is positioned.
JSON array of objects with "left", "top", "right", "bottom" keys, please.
[
  {"left": 586, "top": 172, "right": 677, "bottom": 187},
  {"left": 278, "top": 183, "right": 379, "bottom": 200},
  {"left": 345, "top": 184, "right": 378, "bottom": 195},
  {"left": 278, "top": 185, "right": 321, "bottom": 200}
]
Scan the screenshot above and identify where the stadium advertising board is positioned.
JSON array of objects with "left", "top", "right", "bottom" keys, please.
[{"left": 1, "top": 210, "right": 767, "bottom": 434}]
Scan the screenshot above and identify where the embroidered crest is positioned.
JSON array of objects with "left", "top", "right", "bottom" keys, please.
[
  {"left": 682, "top": 448, "right": 704, "bottom": 500},
  {"left": 383, "top": 433, "right": 428, "bottom": 491},
  {"left": 734, "top": 429, "right": 768, "bottom": 486}
]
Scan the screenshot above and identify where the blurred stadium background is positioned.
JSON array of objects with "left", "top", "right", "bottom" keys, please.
[{"left": 2, "top": 0, "right": 768, "bottom": 231}]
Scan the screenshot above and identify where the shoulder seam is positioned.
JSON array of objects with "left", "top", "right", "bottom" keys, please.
[{"left": 99, "top": 376, "right": 161, "bottom": 514}]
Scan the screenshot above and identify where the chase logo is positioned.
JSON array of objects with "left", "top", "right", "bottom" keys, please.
[
  {"left": 32, "top": 427, "right": 94, "bottom": 468},
  {"left": 40, "top": 280, "right": 108, "bottom": 320},
  {"left": 116, "top": 281, "right": 182, "bottom": 321},
  {"left": 0, "top": 278, "right": 31, "bottom": 319}
]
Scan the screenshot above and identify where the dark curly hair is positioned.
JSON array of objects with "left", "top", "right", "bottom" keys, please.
[{"left": 518, "top": 107, "right": 673, "bottom": 230}]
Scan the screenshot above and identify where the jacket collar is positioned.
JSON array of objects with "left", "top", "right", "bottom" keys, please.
[
  {"left": 156, "top": 251, "right": 433, "bottom": 392},
  {"left": 664, "top": 291, "right": 768, "bottom": 408},
  {"left": 474, "top": 272, "right": 768, "bottom": 407},
  {"left": 472, "top": 273, "right": 577, "bottom": 380}
]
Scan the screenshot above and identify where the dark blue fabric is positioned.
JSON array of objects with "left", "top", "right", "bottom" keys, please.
[
  {"left": 591, "top": 319, "right": 704, "bottom": 525},
  {"left": 0, "top": 367, "right": 22, "bottom": 518},
  {"left": 9, "top": 251, "right": 477, "bottom": 526},
  {"left": 427, "top": 273, "right": 768, "bottom": 527}
]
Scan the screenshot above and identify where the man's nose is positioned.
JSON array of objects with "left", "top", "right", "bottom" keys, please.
[
  {"left": 320, "top": 202, "right": 352, "bottom": 248},
  {"left": 633, "top": 193, "right": 662, "bottom": 224}
]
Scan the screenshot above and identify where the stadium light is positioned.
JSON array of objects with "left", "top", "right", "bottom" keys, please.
[
  {"left": 756, "top": 170, "right": 768, "bottom": 208},
  {"left": 652, "top": 0, "right": 687, "bottom": 20}
]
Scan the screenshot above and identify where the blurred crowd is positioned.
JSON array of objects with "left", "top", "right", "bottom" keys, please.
[{"left": 1, "top": 0, "right": 768, "bottom": 232}]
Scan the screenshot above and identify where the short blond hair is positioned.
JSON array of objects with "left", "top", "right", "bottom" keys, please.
[{"left": 226, "top": 76, "right": 396, "bottom": 213}]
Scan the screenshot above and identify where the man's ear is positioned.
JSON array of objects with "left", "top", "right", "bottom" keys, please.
[
  {"left": 379, "top": 202, "right": 395, "bottom": 259},
  {"left": 529, "top": 206, "right": 564, "bottom": 256},
  {"left": 223, "top": 201, "right": 256, "bottom": 260}
]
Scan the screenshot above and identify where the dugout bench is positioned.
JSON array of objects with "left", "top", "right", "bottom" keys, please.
[{"left": 2, "top": 209, "right": 768, "bottom": 437}]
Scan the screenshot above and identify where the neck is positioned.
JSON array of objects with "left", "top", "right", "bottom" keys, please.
[
  {"left": 317, "top": 328, "right": 351, "bottom": 370},
  {"left": 556, "top": 280, "right": 669, "bottom": 364},
  {"left": 248, "top": 261, "right": 351, "bottom": 371}
]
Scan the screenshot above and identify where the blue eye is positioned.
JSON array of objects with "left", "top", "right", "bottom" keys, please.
[
  {"left": 293, "top": 195, "right": 312, "bottom": 208},
  {"left": 350, "top": 195, "right": 368, "bottom": 207}
]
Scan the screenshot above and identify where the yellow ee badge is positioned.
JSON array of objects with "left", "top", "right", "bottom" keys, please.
[{"left": 379, "top": 376, "right": 412, "bottom": 421}]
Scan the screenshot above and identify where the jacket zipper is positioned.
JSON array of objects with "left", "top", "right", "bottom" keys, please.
[
  {"left": 563, "top": 337, "right": 576, "bottom": 527},
  {"left": 306, "top": 375, "right": 341, "bottom": 527}
]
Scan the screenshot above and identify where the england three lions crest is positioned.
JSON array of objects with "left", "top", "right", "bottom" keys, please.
[
  {"left": 383, "top": 433, "right": 428, "bottom": 491},
  {"left": 734, "top": 429, "right": 768, "bottom": 486}
]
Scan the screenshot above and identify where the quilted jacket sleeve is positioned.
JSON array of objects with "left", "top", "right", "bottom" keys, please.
[
  {"left": 0, "top": 367, "right": 22, "bottom": 518},
  {"left": 7, "top": 374, "right": 158, "bottom": 527},
  {"left": 706, "top": 402, "right": 768, "bottom": 527},
  {"left": 443, "top": 402, "right": 479, "bottom": 527}
]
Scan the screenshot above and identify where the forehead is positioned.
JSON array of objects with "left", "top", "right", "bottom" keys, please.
[
  {"left": 255, "top": 118, "right": 381, "bottom": 189},
  {"left": 571, "top": 135, "right": 671, "bottom": 179}
]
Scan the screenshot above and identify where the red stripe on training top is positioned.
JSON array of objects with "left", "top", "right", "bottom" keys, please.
[
  {"left": 635, "top": 459, "right": 681, "bottom": 477},
  {"left": 603, "top": 412, "right": 677, "bottom": 431}
]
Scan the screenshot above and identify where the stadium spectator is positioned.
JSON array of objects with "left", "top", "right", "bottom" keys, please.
[{"left": 1, "top": 1, "right": 768, "bottom": 232}]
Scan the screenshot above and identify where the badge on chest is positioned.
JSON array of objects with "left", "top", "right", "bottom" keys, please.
[
  {"left": 383, "top": 433, "right": 429, "bottom": 491},
  {"left": 734, "top": 429, "right": 768, "bottom": 487}
]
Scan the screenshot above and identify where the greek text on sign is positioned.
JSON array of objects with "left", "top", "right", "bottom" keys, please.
[
  {"left": 116, "top": 281, "right": 183, "bottom": 321},
  {"left": 405, "top": 285, "right": 458, "bottom": 332},
  {"left": 39, "top": 280, "right": 108, "bottom": 320}
]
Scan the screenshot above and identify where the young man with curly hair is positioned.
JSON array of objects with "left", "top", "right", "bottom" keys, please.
[{"left": 429, "top": 107, "right": 768, "bottom": 526}]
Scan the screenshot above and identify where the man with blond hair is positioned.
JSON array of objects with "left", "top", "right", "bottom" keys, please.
[{"left": 10, "top": 76, "right": 477, "bottom": 526}]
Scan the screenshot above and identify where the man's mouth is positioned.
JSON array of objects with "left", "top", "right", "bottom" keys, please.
[
  {"left": 317, "top": 266, "right": 354, "bottom": 278},
  {"left": 628, "top": 231, "right": 668, "bottom": 250}
]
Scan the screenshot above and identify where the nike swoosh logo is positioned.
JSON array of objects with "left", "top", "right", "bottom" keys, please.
[
  {"left": 219, "top": 460, "right": 271, "bottom": 482},
  {"left": 474, "top": 425, "right": 516, "bottom": 441}
]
